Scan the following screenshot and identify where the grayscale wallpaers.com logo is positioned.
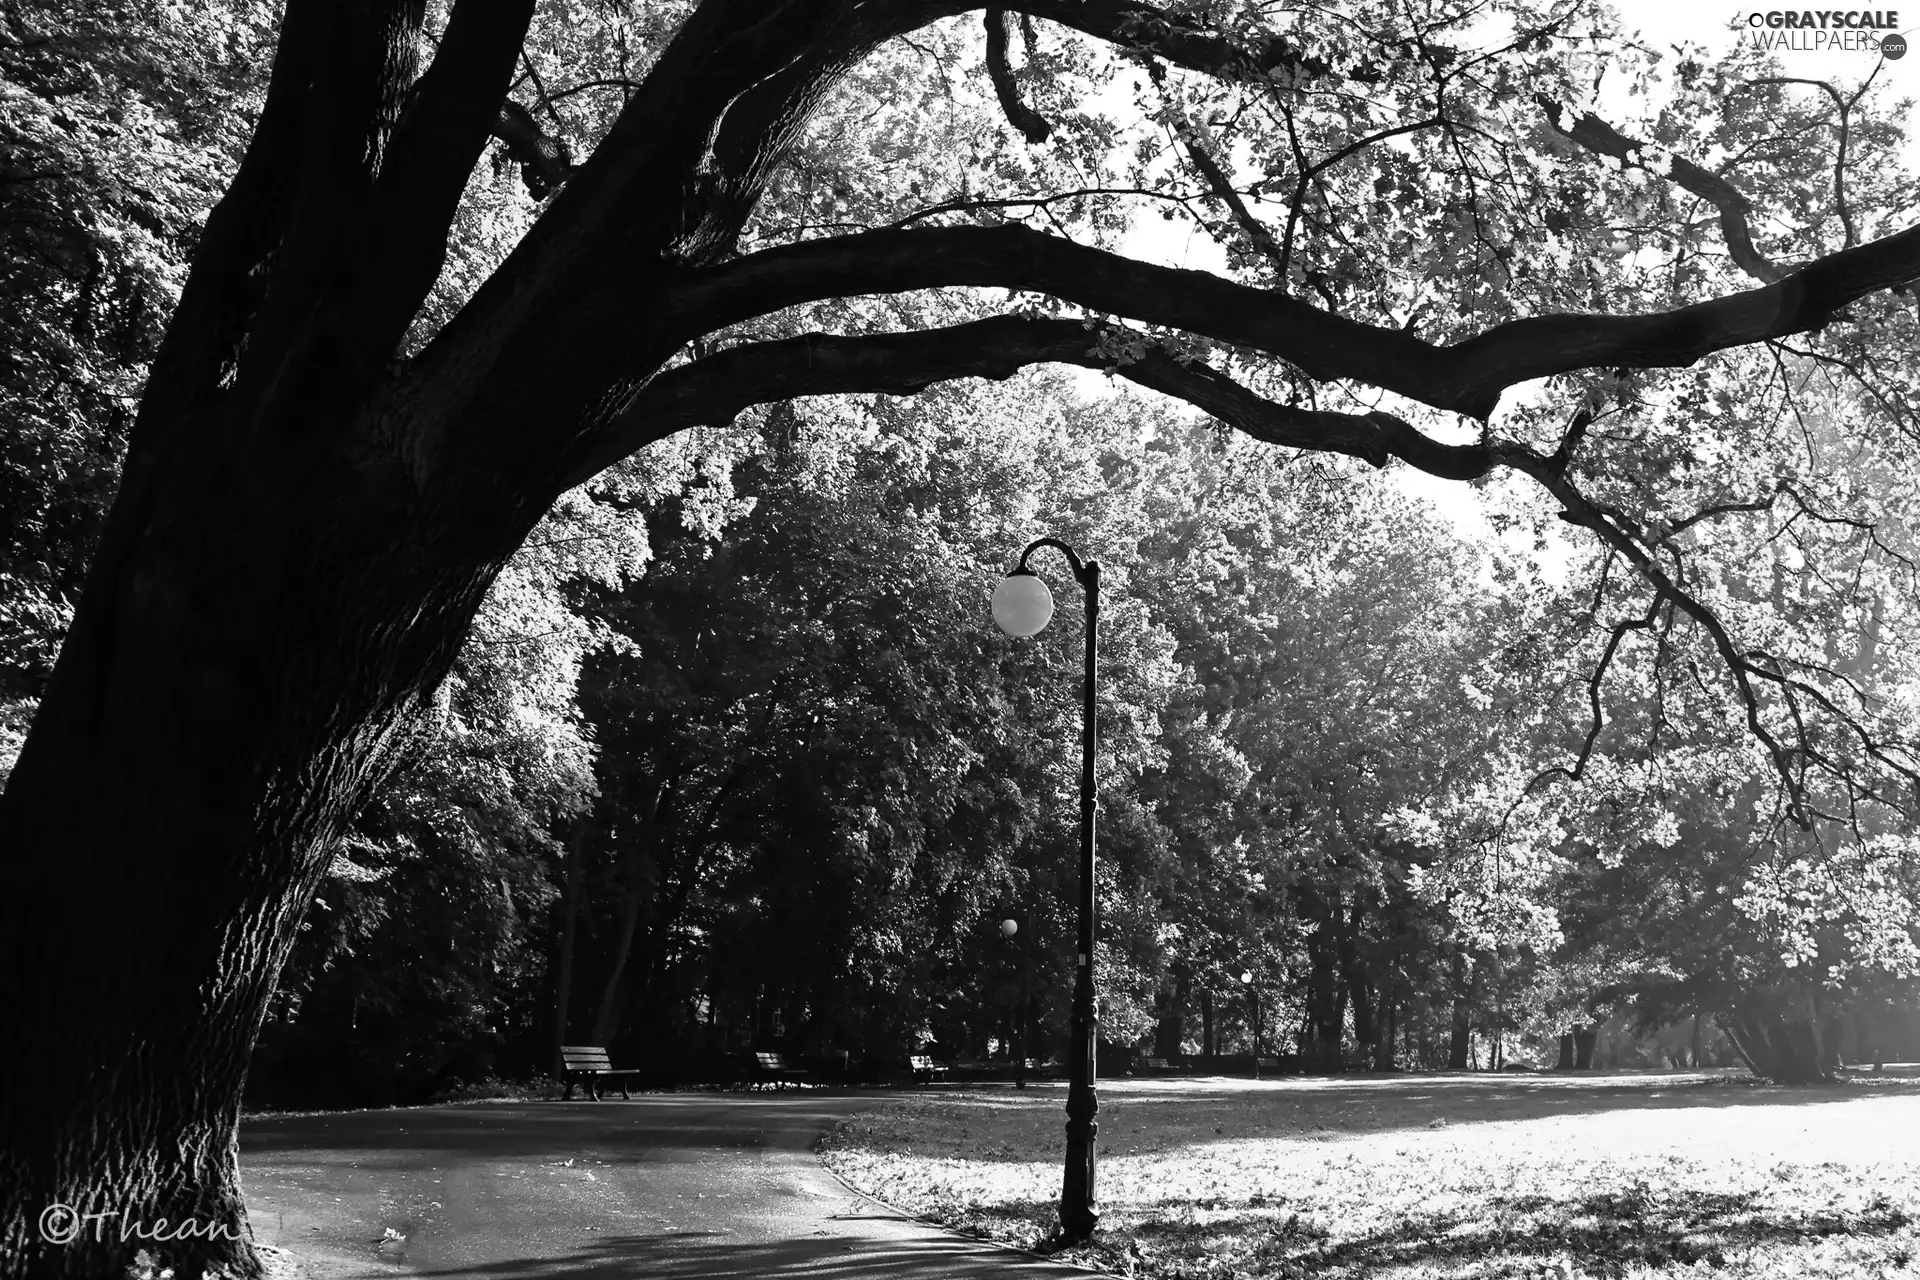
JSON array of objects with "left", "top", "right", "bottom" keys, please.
[{"left": 1744, "top": 11, "right": 1908, "bottom": 58}]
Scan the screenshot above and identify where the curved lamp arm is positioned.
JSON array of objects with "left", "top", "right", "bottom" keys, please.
[{"left": 1013, "top": 536, "right": 1096, "bottom": 587}]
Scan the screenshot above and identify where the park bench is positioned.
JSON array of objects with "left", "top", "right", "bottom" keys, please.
[
  {"left": 1137, "top": 1056, "right": 1183, "bottom": 1075},
  {"left": 908, "top": 1054, "right": 949, "bottom": 1084},
  {"left": 559, "top": 1045, "right": 642, "bottom": 1100},
  {"left": 751, "top": 1051, "right": 808, "bottom": 1090}
]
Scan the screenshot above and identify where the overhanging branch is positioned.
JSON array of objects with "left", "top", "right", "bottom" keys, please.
[
  {"left": 673, "top": 219, "right": 1920, "bottom": 421},
  {"left": 556, "top": 314, "right": 1507, "bottom": 490},
  {"left": 1535, "top": 94, "right": 1785, "bottom": 285},
  {"left": 986, "top": 9, "right": 1052, "bottom": 143},
  {"left": 1508, "top": 451, "right": 1920, "bottom": 824},
  {"left": 1010, "top": 0, "right": 1376, "bottom": 87}
]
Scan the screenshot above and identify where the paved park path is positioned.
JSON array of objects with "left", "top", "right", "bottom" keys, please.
[{"left": 242, "top": 1092, "right": 1107, "bottom": 1279}]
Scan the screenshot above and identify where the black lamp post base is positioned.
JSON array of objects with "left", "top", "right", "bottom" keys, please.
[{"left": 1057, "top": 1210, "right": 1100, "bottom": 1244}]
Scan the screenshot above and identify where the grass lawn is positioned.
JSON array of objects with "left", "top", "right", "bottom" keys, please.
[{"left": 817, "top": 1069, "right": 1920, "bottom": 1279}]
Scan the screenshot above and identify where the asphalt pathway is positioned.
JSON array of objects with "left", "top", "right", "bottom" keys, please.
[{"left": 241, "top": 1092, "right": 1104, "bottom": 1279}]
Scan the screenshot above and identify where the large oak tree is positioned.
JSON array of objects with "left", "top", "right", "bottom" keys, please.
[{"left": 3, "top": 0, "right": 1918, "bottom": 1275}]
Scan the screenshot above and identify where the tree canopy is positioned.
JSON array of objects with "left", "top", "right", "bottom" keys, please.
[{"left": 3, "top": 1, "right": 1919, "bottom": 1276}]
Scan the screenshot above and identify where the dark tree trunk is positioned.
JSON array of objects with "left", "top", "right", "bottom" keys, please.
[
  {"left": 0, "top": 3, "right": 892, "bottom": 1272},
  {"left": 1573, "top": 1022, "right": 1599, "bottom": 1069},
  {"left": 1372, "top": 994, "right": 1397, "bottom": 1071},
  {"left": 1557, "top": 1032, "right": 1576, "bottom": 1070},
  {"left": 1298, "top": 890, "right": 1346, "bottom": 1071},
  {"left": 1719, "top": 1007, "right": 1838, "bottom": 1084},
  {"left": 1201, "top": 988, "right": 1214, "bottom": 1059},
  {"left": 551, "top": 829, "right": 587, "bottom": 1074},
  {"left": 1154, "top": 969, "right": 1190, "bottom": 1060},
  {"left": 1302, "top": 944, "right": 1345, "bottom": 1070},
  {"left": 0, "top": 476, "right": 508, "bottom": 1277},
  {"left": 590, "top": 780, "right": 667, "bottom": 1046},
  {"left": 1820, "top": 1014, "right": 1847, "bottom": 1073},
  {"left": 1448, "top": 953, "right": 1472, "bottom": 1069},
  {"left": 1339, "top": 897, "right": 1373, "bottom": 1067}
]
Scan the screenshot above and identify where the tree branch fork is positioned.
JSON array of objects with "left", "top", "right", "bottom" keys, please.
[{"left": 141, "top": 0, "right": 1920, "bottom": 833}]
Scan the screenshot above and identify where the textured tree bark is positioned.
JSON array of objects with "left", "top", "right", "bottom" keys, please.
[{"left": 0, "top": 412, "right": 516, "bottom": 1276}]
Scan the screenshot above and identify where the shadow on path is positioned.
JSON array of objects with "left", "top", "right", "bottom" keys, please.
[
  {"left": 403, "top": 1231, "right": 1064, "bottom": 1279},
  {"left": 865, "top": 1069, "right": 1920, "bottom": 1161}
]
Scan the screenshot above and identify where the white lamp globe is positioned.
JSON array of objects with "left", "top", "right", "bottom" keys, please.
[
  {"left": 1000, "top": 918, "right": 1019, "bottom": 938},
  {"left": 992, "top": 572, "right": 1054, "bottom": 636},
  {"left": 1240, "top": 970, "right": 1253, "bottom": 985}
]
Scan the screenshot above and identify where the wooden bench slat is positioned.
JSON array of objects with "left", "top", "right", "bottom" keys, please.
[
  {"left": 557, "top": 1044, "right": 637, "bottom": 1100},
  {"left": 748, "top": 1051, "right": 807, "bottom": 1090}
]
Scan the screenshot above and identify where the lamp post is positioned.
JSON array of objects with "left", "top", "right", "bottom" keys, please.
[
  {"left": 1000, "top": 916, "right": 1030, "bottom": 1088},
  {"left": 1241, "top": 969, "right": 1261, "bottom": 1079},
  {"left": 991, "top": 536, "right": 1099, "bottom": 1242}
]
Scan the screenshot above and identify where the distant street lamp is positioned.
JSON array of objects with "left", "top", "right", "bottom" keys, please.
[
  {"left": 1241, "top": 969, "right": 1262, "bottom": 1079},
  {"left": 991, "top": 536, "right": 1100, "bottom": 1242},
  {"left": 999, "top": 916, "right": 1030, "bottom": 1089}
]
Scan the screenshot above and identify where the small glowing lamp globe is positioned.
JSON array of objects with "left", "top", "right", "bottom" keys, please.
[
  {"left": 992, "top": 572, "right": 1054, "bottom": 637},
  {"left": 1240, "top": 970, "right": 1253, "bottom": 985},
  {"left": 1000, "top": 918, "right": 1019, "bottom": 938}
]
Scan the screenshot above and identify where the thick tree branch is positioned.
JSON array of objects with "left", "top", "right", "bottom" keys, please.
[
  {"left": 557, "top": 314, "right": 1506, "bottom": 491},
  {"left": 136, "top": 0, "right": 325, "bottom": 427},
  {"left": 562, "top": 315, "right": 1101, "bottom": 486},
  {"left": 235, "top": 0, "right": 436, "bottom": 405},
  {"left": 1010, "top": 0, "right": 1372, "bottom": 87},
  {"left": 1109, "top": 348, "right": 1500, "bottom": 479},
  {"left": 416, "top": 0, "right": 1384, "bottom": 474},
  {"left": 986, "top": 9, "right": 1051, "bottom": 143},
  {"left": 414, "top": 0, "right": 950, "bottom": 452},
  {"left": 672, "top": 219, "right": 1920, "bottom": 421},
  {"left": 1535, "top": 94, "right": 1785, "bottom": 285},
  {"left": 365, "top": 0, "right": 538, "bottom": 335},
  {"left": 492, "top": 98, "right": 574, "bottom": 197}
]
